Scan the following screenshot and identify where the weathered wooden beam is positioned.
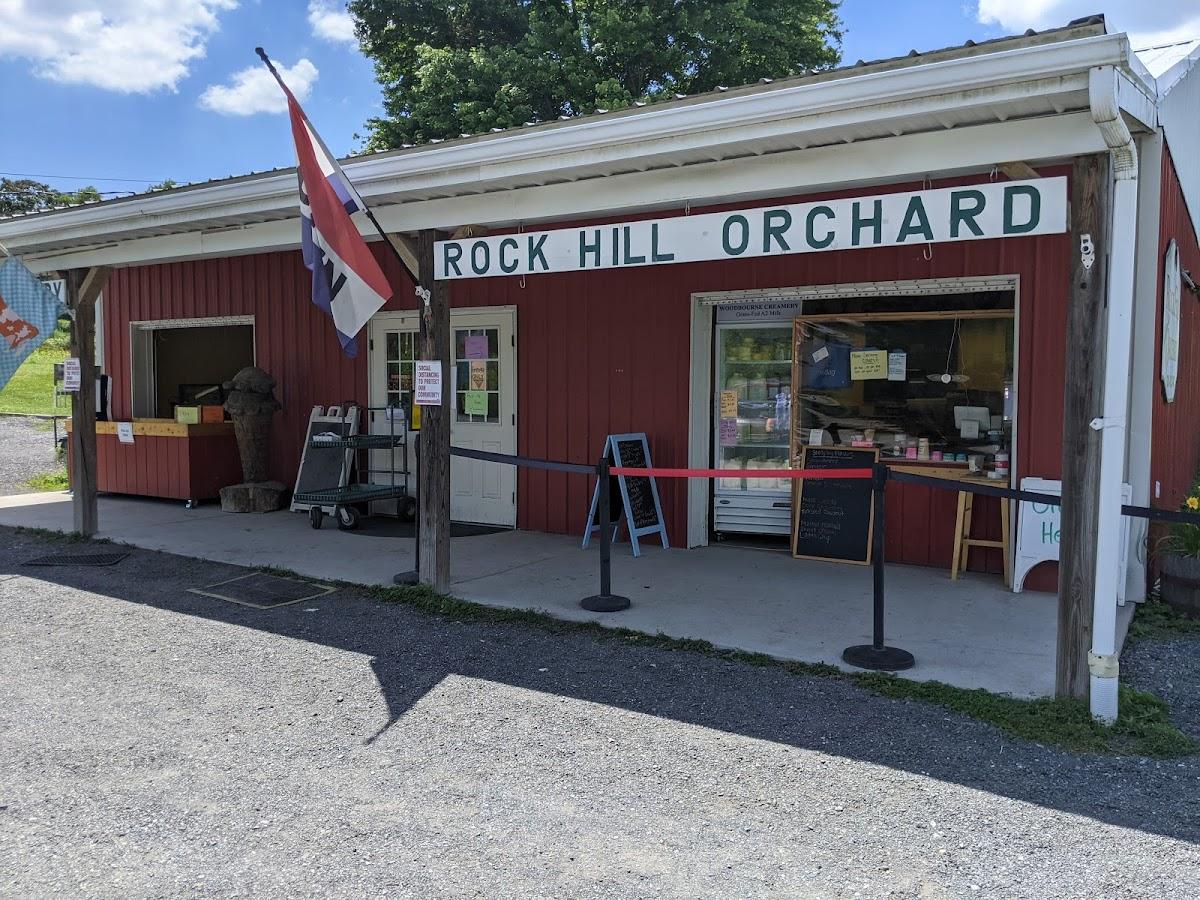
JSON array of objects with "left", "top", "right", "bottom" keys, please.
[
  {"left": 65, "top": 265, "right": 111, "bottom": 537},
  {"left": 416, "top": 229, "right": 451, "bottom": 591},
  {"left": 1057, "top": 153, "right": 1108, "bottom": 699},
  {"left": 384, "top": 232, "right": 420, "bottom": 283},
  {"left": 997, "top": 161, "right": 1041, "bottom": 181}
]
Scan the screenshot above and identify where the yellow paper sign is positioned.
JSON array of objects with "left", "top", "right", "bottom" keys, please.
[
  {"left": 720, "top": 390, "right": 738, "bottom": 418},
  {"left": 849, "top": 350, "right": 888, "bottom": 380},
  {"left": 469, "top": 360, "right": 487, "bottom": 391},
  {"left": 464, "top": 390, "right": 488, "bottom": 415},
  {"left": 411, "top": 404, "right": 421, "bottom": 430}
]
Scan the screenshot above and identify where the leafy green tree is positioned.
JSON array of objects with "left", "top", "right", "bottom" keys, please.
[
  {"left": 0, "top": 179, "right": 102, "bottom": 217},
  {"left": 349, "top": 0, "right": 842, "bottom": 150}
]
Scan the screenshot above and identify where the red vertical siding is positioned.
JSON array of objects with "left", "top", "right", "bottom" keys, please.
[
  {"left": 104, "top": 170, "right": 1072, "bottom": 578},
  {"left": 1151, "top": 144, "right": 1200, "bottom": 511},
  {"left": 104, "top": 250, "right": 375, "bottom": 488}
]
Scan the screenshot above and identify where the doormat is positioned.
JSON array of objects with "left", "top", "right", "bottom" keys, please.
[
  {"left": 187, "top": 572, "right": 337, "bottom": 609},
  {"left": 347, "top": 520, "right": 506, "bottom": 539},
  {"left": 24, "top": 552, "right": 130, "bottom": 567}
]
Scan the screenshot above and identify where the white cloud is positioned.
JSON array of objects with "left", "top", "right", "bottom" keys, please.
[
  {"left": 308, "top": 0, "right": 356, "bottom": 45},
  {"left": 0, "top": 0, "right": 237, "bottom": 93},
  {"left": 199, "top": 58, "right": 319, "bottom": 116},
  {"left": 975, "top": 1, "right": 1200, "bottom": 49}
]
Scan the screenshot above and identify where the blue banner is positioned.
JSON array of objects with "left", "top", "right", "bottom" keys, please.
[{"left": 0, "top": 258, "right": 66, "bottom": 392}]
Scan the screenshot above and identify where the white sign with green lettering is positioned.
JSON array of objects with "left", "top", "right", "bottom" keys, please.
[{"left": 435, "top": 177, "right": 1067, "bottom": 280}]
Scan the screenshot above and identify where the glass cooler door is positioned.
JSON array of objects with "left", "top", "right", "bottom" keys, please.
[{"left": 713, "top": 323, "right": 793, "bottom": 536}]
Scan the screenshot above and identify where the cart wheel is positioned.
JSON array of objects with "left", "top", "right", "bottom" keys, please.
[
  {"left": 309, "top": 507, "right": 324, "bottom": 529},
  {"left": 399, "top": 495, "right": 417, "bottom": 521},
  {"left": 336, "top": 505, "right": 360, "bottom": 531}
]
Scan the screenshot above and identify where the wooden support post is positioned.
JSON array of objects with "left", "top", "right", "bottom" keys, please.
[
  {"left": 417, "top": 230, "right": 451, "bottom": 591},
  {"left": 1057, "top": 154, "right": 1109, "bottom": 699},
  {"left": 65, "top": 266, "right": 111, "bottom": 537}
]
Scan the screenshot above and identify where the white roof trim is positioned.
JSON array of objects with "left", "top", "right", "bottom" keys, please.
[{"left": 0, "top": 30, "right": 1154, "bottom": 264}]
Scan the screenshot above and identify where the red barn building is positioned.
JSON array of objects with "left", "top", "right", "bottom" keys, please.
[{"left": 3, "top": 17, "right": 1199, "bottom": 720}]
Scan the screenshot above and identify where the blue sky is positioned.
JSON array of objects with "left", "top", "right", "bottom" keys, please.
[{"left": 2, "top": 1, "right": 1197, "bottom": 201}]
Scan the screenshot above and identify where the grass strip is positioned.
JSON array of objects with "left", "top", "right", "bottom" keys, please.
[
  {"left": 364, "top": 582, "right": 1197, "bottom": 759},
  {"left": 6, "top": 529, "right": 1195, "bottom": 758},
  {"left": 0, "top": 335, "right": 70, "bottom": 417},
  {"left": 25, "top": 471, "right": 69, "bottom": 492},
  {"left": 1127, "top": 599, "right": 1200, "bottom": 641}
]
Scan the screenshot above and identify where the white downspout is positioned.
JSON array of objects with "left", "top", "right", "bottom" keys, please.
[{"left": 1087, "top": 65, "right": 1140, "bottom": 723}]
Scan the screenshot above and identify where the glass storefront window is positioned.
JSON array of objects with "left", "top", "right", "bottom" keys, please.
[{"left": 791, "top": 295, "right": 1015, "bottom": 464}]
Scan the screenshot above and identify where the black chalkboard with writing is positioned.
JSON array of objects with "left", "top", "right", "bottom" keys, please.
[
  {"left": 612, "top": 438, "right": 659, "bottom": 531},
  {"left": 583, "top": 432, "right": 669, "bottom": 557},
  {"left": 792, "top": 446, "right": 878, "bottom": 565}
]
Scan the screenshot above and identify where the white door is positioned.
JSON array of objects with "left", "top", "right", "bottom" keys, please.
[
  {"left": 368, "top": 308, "right": 517, "bottom": 527},
  {"left": 449, "top": 311, "right": 517, "bottom": 526}
]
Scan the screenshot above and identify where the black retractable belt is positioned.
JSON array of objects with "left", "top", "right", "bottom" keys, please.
[{"left": 842, "top": 464, "right": 915, "bottom": 672}]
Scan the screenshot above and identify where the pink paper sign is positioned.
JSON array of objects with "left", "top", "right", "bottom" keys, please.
[
  {"left": 464, "top": 335, "right": 489, "bottom": 359},
  {"left": 719, "top": 418, "right": 738, "bottom": 447}
]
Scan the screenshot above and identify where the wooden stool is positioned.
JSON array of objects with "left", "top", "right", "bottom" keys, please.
[{"left": 950, "top": 490, "right": 1011, "bottom": 586}]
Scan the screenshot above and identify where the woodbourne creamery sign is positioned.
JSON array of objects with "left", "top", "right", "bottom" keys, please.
[{"left": 434, "top": 177, "right": 1067, "bottom": 280}]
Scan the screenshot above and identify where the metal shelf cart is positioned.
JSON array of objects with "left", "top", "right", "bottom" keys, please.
[{"left": 294, "top": 405, "right": 414, "bottom": 530}]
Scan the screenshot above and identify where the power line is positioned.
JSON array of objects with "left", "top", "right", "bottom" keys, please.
[{"left": 0, "top": 170, "right": 165, "bottom": 184}]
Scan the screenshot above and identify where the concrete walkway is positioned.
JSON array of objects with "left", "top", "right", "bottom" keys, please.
[{"left": 0, "top": 491, "right": 1062, "bottom": 697}]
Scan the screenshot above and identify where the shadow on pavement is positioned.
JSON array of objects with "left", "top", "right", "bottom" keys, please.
[{"left": 1, "top": 528, "right": 1196, "bottom": 846}]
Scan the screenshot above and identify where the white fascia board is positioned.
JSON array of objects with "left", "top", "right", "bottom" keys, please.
[
  {"left": 349, "top": 33, "right": 1133, "bottom": 182},
  {"left": 1116, "top": 69, "right": 1159, "bottom": 130},
  {"left": 22, "top": 113, "right": 1105, "bottom": 274},
  {"left": 0, "top": 33, "right": 1146, "bottom": 256}
]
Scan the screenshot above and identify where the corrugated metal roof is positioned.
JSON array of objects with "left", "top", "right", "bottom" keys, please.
[{"left": 1136, "top": 38, "right": 1200, "bottom": 92}]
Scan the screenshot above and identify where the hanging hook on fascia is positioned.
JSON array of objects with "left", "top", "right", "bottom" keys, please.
[
  {"left": 518, "top": 220, "right": 526, "bottom": 289},
  {"left": 923, "top": 243, "right": 933, "bottom": 261}
]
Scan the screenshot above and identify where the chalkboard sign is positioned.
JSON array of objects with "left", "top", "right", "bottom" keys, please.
[
  {"left": 613, "top": 438, "right": 659, "bottom": 531},
  {"left": 290, "top": 406, "right": 359, "bottom": 513},
  {"left": 582, "top": 433, "right": 669, "bottom": 557},
  {"left": 792, "top": 446, "right": 878, "bottom": 565}
]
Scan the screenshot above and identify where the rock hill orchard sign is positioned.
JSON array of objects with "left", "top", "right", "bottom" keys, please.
[{"left": 435, "top": 177, "right": 1067, "bottom": 280}]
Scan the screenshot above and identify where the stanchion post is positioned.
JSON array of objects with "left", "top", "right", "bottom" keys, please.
[
  {"left": 842, "top": 464, "right": 914, "bottom": 671},
  {"left": 582, "top": 455, "right": 631, "bottom": 612},
  {"left": 393, "top": 424, "right": 420, "bottom": 586},
  {"left": 872, "top": 462, "right": 886, "bottom": 650}
]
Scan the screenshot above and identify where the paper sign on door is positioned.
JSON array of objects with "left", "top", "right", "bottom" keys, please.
[
  {"left": 469, "top": 360, "right": 487, "bottom": 391},
  {"left": 464, "top": 335, "right": 489, "bottom": 359},
  {"left": 464, "top": 390, "right": 488, "bottom": 415},
  {"left": 719, "top": 418, "right": 738, "bottom": 446},
  {"left": 720, "top": 390, "right": 738, "bottom": 418}
]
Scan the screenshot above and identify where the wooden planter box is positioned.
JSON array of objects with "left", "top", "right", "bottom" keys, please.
[
  {"left": 67, "top": 419, "right": 243, "bottom": 506},
  {"left": 1159, "top": 554, "right": 1200, "bottom": 618}
]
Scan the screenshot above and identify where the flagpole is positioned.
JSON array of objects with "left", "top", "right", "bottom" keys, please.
[
  {"left": 257, "top": 46, "right": 422, "bottom": 585},
  {"left": 255, "top": 47, "right": 420, "bottom": 285}
]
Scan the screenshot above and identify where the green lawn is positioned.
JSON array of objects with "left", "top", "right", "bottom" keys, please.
[{"left": 0, "top": 328, "right": 71, "bottom": 416}]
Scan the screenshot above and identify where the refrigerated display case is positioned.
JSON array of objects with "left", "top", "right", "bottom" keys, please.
[{"left": 713, "top": 320, "right": 794, "bottom": 535}]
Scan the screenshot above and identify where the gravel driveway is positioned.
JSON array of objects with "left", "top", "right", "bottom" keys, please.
[
  {"left": 0, "top": 416, "right": 63, "bottom": 495},
  {"left": 1, "top": 529, "right": 1197, "bottom": 898}
]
